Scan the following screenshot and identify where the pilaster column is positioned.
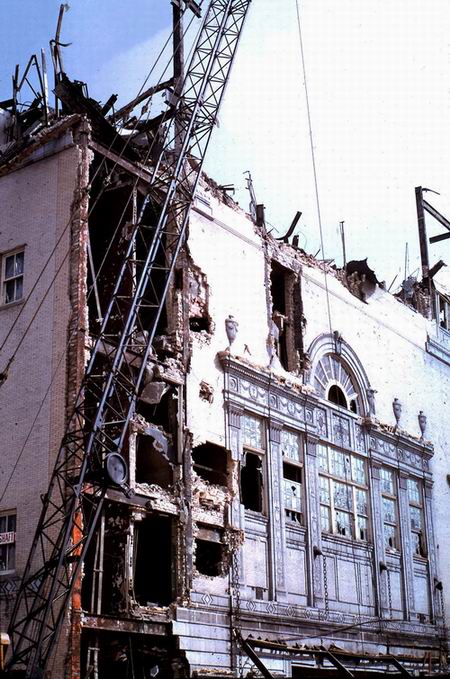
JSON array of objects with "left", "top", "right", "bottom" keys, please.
[
  {"left": 423, "top": 479, "right": 439, "bottom": 622},
  {"left": 398, "top": 471, "right": 414, "bottom": 619},
  {"left": 268, "top": 420, "right": 285, "bottom": 600},
  {"left": 225, "top": 403, "right": 244, "bottom": 529},
  {"left": 304, "top": 435, "right": 322, "bottom": 607},
  {"left": 369, "top": 461, "right": 384, "bottom": 617}
]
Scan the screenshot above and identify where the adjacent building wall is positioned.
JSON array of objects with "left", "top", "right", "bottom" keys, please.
[{"left": 0, "top": 123, "right": 88, "bottom": 676}]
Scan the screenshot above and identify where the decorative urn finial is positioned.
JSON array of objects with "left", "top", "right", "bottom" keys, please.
[
  {"left": 225, "top": 315, "right": 238, "bottom": 348},
  {"left": 393, "top": 398, "right": 402, "bottom": 428}
]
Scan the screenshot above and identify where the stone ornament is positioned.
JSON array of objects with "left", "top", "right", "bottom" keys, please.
[
  {"left": 225, "top": 315, "right": 238, "bottom": 347},
  {"left": 393, "top": 398, "right": 402, "bottom": 428},
  {"left": 418, "top": 411, "right": 427, "bottom": 439},
  {"left": 367, "top": 388, "right": 377, "bottom": 416}
]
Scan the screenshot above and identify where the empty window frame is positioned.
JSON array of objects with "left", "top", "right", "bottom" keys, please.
[
  {"left": 241, "top": 414, "right": 265, "bottom": 513},
  {"left": 318, "top": 445, "right": 369, "bottom": 540},
  {"left": 281, "top": 430, "right": 303, "bottom": 523},
  {"left": 133, "top": 516, "right": 173, "bottom": 606},
  {"left": 0, "top": 512, "right": 16, "bottom": 573},
  {"left": 407, "top": 478, "right": 426, "bottom": 557},
  {"left": 192, "top": 442, "right": 228, "bottom": 486},
  {"left": 270, "top": 261, "right": 296, "bottom": 371},
  {"left": 436, "top": 292, "right": 450, "bottom": 332},
  {"left": 195, "top": 527, "right": 224, "bottom": 577},
  {"left": 380, "top": 467, "right": 399, "bottom": 552},
  {"left": 1, "top": 249, "right": 24, "bottom": 305}
]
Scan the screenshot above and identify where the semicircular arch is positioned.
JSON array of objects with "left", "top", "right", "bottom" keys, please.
[{"left": 306, "top": 333, "right": 372, "bottom": 415}]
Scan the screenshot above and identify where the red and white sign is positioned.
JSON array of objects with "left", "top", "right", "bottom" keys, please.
[{"left": 0, "top": 532, "right": 15, "bottom": 545}]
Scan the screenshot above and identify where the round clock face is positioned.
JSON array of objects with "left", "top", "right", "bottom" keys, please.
[
  {"left": 104, "top": 452, "right": 128, "bottom": 486},
  {"left": 313, "top": 354, "right": 361, "bottom": 413}
]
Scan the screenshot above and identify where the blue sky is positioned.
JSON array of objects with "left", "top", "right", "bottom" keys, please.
[{"left": 2, "top": 1, "right": 450, "bottom": 286}]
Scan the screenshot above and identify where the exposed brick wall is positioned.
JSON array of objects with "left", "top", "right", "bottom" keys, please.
[{"left": 0, "top": 124, "right": 89, "bottom": 676}]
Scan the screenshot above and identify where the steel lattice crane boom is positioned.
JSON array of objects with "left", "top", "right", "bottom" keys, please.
[{"left": 4, "top": 1, "right": 252, "bottom": 675}]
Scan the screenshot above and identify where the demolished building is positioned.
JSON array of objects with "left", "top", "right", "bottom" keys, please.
[{"left": 0, "top": 4, "right": 449, "bottom": 678}]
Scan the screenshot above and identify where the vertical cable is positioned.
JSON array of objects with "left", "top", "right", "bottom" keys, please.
[{"left": 294, "top": 0, "right": 333, "bottom": 338}]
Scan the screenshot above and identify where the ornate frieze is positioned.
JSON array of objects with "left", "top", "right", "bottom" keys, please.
[{"left": 369, "top": 425, "right": 433, "bottom": 476}]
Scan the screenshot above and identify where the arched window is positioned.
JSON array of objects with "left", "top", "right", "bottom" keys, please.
[
  {"left": 313, "top": 353, "right": 362, "bottom": 414},
  {"left": 328, "top": 384, "right": 347, "bottom": 409}
]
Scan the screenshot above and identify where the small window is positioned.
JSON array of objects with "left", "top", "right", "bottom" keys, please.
[
  {"left": 328, "top": 384, "right": 347, "bottom": 408},
  {"left": 0, "top": 512, "right": 16, "bottom": 573},
  {"left": 407, "top": 478, "right": 426, "bottom": 557},
  {"left": 2, "top": 250, "right": 24, "bottom": 305},
  {"left": 283, "top": 463, "right": 303, "bottom": 523},
  {"left": 437, "top": 292, "right": 450, "bottom": 332}
]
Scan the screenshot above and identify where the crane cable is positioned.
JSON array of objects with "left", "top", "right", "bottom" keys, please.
[{"left": 294, "top": 0, "right": 333, "bottom": 340}]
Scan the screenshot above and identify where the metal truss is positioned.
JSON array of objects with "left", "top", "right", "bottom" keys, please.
[{"left": 6, "top": 0, "right": 252, "bottom": 676}]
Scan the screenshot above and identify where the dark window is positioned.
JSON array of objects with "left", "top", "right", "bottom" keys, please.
[
  {"left": 135, "top": 432, "right": 173, "bottom": 488},
  {"left": 328, "top": 384, "right": 347, "bottom": 408},
  {"left": 134, "top": 516, "right": 173, "bottom": 606},
  {"left": 241, "top": 452, "right": 263, "bottom": 512},
  {"left": 195, "top": 539, "right": 223, "bottom": 576},
  {"left": 270, "top": 261, "right": 294, "bottom": 370},
  {"left": 192, "top": 442, "right": 228, "bottom": 486},
  {"left": 189, "top": 316, "right": 210, "bottom": 332}
]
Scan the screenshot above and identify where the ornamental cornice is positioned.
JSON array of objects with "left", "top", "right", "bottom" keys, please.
[{"left": 364, "top": 418, "right": 433, "bottom": 459}]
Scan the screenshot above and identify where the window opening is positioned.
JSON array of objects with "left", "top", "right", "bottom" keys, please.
[
  {"left": 436, "top": 292, "right": 450, "bottom": 332},
  {"left": 2, "top": 250, "right": 24, "bottom": 305},
  {"left": 189, "top": 316, "right": 210, "bottom": 332},
  {"left": 407, "top": 478, "right": 426, "bottom": 557},
  {"left": 241, "top": 452, "right": 264, "bottom": 513},
  {"left": 195, "top": 539, "right": 224, "bottom": 577},
  {"left": 0, "top": 512, "right": 16, "bottom": 573},
  {"left": 328, "top": 384, "right": 347, "bottom": 408},
  {"left": 380, "top": 467, "right": 399, "bottom": 552},
  {"left": 133, "top": 516, "right": 173, "bottom": 606},
  {"left": 318, "top": 444, "right": 369, "bottom": 540},
  {"left": 135, "top": 431, "right": 173, "bottom": 488},
  {"left": 241, "top": 415, "right": 265, "bottom": 513},
  {"left": 314, "top": 354, "right": 361, "bottom": 414},
  {"left": 136, "top": 388, "right": 177, "bottom": 440},
  {"left": 281, "top": 429, "right": 303, "bottom": 524},
  {"left": 270, "top": 261, "right": 293, "bottom": 370},
  {"left": 283, "top": 463, "right": 303, "bottom": 523},
  {"left": 192, "top": 442, "right": 228, "bottom": 486}
]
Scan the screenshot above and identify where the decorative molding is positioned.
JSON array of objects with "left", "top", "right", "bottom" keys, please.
[
  {"left": 227, "top": 403, "right": 243, "bottom": 428},
  {"left": 269, "top": 420, "right": 283, "bottom": 443}
]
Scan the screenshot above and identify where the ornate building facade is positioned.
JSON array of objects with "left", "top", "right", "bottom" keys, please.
[{"left": 0, "top": 116, "right": 448, "bottom": 677}]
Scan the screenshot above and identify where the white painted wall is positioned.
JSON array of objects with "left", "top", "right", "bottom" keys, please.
[{"left": 186, "top": 188, "right": 450, "bottom": 621}]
